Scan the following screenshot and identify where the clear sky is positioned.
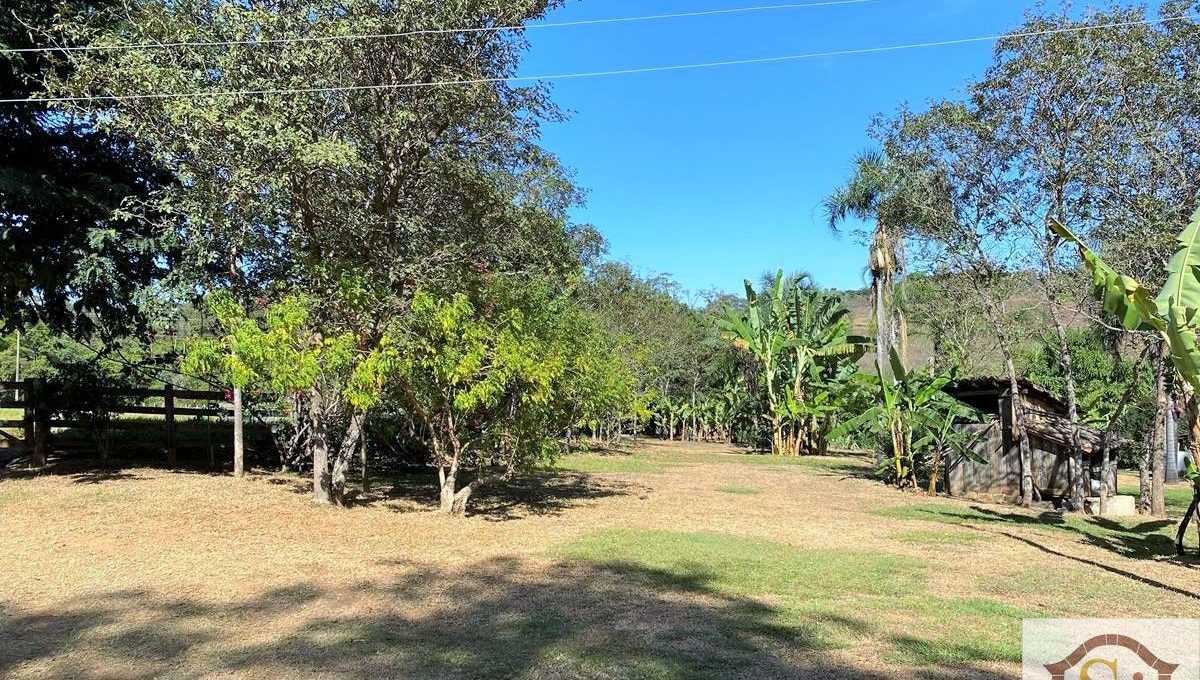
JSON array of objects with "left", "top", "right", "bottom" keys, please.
[{"left": 518, "top": 0, "right": 1047, "bottom": 297}]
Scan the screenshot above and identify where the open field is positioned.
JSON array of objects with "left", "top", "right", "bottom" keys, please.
[{"left": 1, "top": 440, "right": 1196, "bottom": 680}]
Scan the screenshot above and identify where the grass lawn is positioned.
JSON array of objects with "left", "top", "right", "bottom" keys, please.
[
  {"left": 1, "top": 439, "right": 1196, "bottom": 680},
  {"left": 1117, "top": 482, "right": 1195, "bottom": 515}
]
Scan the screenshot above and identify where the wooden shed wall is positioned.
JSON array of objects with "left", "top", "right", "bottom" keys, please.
[
  {"left": 946, "top": 418, "right": 1019, "bottom": 495},
  {"left": 945, "top": 391, "right": 1089, "bottom": 498}
]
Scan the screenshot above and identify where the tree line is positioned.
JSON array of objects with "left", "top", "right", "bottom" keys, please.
[
  {"left": 3, "top": 0, "right": 1200, "bottom": 522},
  {"left": 830, "top": 0, "right": 1200, "bottom": 517}
]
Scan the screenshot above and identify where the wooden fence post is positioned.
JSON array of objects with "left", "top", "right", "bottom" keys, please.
[
  {"left": 164, "top": 383, "right": 177, "bottom": 467},
  {"left": 21, "top": 379, "right": 34, "bottom": 456},
  {"left": 30, "top": 378, "right": 48, "bottom": 468}
]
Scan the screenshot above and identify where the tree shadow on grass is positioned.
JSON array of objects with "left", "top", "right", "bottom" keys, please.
[
  {"left": 260, "top": 469, "right": 641, "bottom": 521},
  {"left": 0, "top": 454, "right": 157, "bottom": 484},
  {"left": 884, "top": 503, "right": 1198, "bottom": 600},
  {"left": 345, "top": 470, "right": 642, "bottom": 521},
  {"left": 886, "top": 503, "right": 1179, "bottom": 561},
  {"left": 0, "top": 557, "right": 1013, "bottom": 680},
  {"left": 960, "top": 506, "right": 1177, "bottom": 561},
  {"left": 0, "top": 446, "right": 263, "bottom": 482}
]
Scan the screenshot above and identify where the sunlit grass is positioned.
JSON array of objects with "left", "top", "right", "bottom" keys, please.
[
  {"left": 875, "top": 502, "right": 1177, "bottom": 559},
  {"left": 1118, "top": 484, "right": 1194, "bottom": 514},
  {"left": 556, "top": 529, "right": 1027, "bottom": 665},
  {"left": 716, "top": 485, "right": 760, "bottom": 495},
  {"left": 890, "top": 529, "right": 982, "bottom": 546},
  {"left": 555, "top": 454, "right": 669, "bottom": 474},
  {"left": 556, "top": 444, "right": 873, "bottom": 477}
]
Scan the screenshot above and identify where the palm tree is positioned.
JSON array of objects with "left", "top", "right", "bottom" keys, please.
[{"left": 824, "top": 149, "right": 912, "bottom": 375}]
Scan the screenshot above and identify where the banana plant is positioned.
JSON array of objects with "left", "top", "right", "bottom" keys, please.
[
  {"left": 1050, "top": 208, "right": 1200, "bottom": 391},
  {"left": 834, "top": 348, "right": 978, "bottom": 490},
  {"left": 719, "top": 273, "right": 794, "bottom": 453},
  {"left": 720, "top": 271, "right": 869, "bottom": 454},
  {"left": 784, "top": 286, "right": 871, "bottom": 383}
]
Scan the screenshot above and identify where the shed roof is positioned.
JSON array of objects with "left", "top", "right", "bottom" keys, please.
[
  {"left": 946, "top": 376, "right": 1121, "bottom": 453},
  {"left": 946, "top": 376, "right": 1068, "bottom": 412}
]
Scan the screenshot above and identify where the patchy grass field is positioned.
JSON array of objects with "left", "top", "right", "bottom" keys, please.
[
  {"left": 1, "top": 439, "right": 1196, "bottom": 680},
  {"left": 1118, "top": 481, "right": 1195, "bottom": 515}
]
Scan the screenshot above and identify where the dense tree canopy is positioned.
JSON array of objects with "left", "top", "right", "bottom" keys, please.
[{"left": 1, "top": 0, "right": 176, "bottom": 337}]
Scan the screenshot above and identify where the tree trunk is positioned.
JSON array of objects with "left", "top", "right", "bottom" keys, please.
[
  {"left": 977, "top": 285, "right": 1034, "bottom": 506},
  {"left": 1036, "top": 245, "right": 1085, "bottom": 510},
  {"left": 1150, "top": 346, "right": 1167, "bottom": 517},
  {"left": 1048, "top": 301, "right": 1084, "bottom": 510},
  {"left": 360, "top": 418, "right": 370, "bottom": 493},
  {"left": 233, "top": 386, "right": 245, "bottom": 477},
  {"left": 771, "top": 414, "right": 784, "bottom": 455},
  {"left": 1139, "top": 443, "right": 1153, "bottom": 514},
  {"left": 309, "top": 387, "right": 333, "bottom": 505},
  {"left": 928, "top": 448, "right": 941, "bottom": 496},
  {"left": 1165, "top": 393, "right": 1179, "bottom": 484},
  {"left": 438, "top": 461, "right": 457, "bottom": 513},
  {"left": 873, "top": 275, "right": 889, "bottom": 376},
  {"left": 990, "top": 333, "right": 1034, "bottom": 506},
  {"left": 1009, "top": 375, "right": 1036, "bottom": 508},
  {"left": 1176, "top": 492, "right": 1199, "bottom": 556},
  {"left": 330, "top": 410, "right": 364, "bottom": 506},
  {"left": 893, "top": 237, "right": 908, "bottom": 366}
]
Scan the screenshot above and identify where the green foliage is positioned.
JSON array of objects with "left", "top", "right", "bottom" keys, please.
[
  {"left": 835, "top": 348, "right": 981, "bottom": 490},
  {"left": 184, "top": 292, "right": 370, "bottom": 405},
  {"left": 1017, "top": 328, "right": 1152, "bottom": 458},
  {"left": 51, "top": 0, "right": 591, "bottom": 509},
  {"left": 1185, "top": 458, "right": 1200, "bottom": 494},
  {"left": 1, "top": 0, "right": 177, "bottom": 339},
  {"left": 56, "top": 0, "right": 579, "bottom": 306},
  {"left": 397, "top": 278, "right": 636, "bottom": 477},
  {"left": 1052, "top": 210, "right": 1200, "bottom": 392},
  {"left": 576, "top": 262, "right": 711, "bottom": 435},
  {"left": 718, "top": 270, "right": 868, "bottom": 455}
]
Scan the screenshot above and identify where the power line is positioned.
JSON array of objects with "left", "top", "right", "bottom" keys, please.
[
  {"left": 1, "top": 0, "right": 882, "bottom": 54},
  {"left": 4, "top": 13, "right": 1194, "bottom": 106}
]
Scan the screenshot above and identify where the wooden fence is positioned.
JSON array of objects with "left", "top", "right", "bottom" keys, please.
[{"left": 0, "top": 379, "right": 238, "bottom": 467}]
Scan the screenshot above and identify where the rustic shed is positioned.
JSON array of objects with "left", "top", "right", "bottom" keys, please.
[{"left": 942, "top": 377, "right": 1117, "bottom": 500}]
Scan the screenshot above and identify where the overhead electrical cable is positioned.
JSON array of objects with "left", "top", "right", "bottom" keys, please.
[
  {"left": 2, "top": 13, "right": 1194, "bottom": 105},
  {"left": 0, "top": 0, "right": 882, "bottom": 54}
]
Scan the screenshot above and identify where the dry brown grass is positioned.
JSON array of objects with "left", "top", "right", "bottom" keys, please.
[{"left": 0, "top": 440, "right": 1195, "bottom": 680}]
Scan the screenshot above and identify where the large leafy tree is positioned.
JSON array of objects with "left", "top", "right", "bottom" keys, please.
[
  {"left": 1, "top": 0, "right": 176, "bottom": 337},
  {"left": 962, "top": 5, "right": 1200, "bottom": 511},
  {"left": 54, "top": 0, "right": 583, "bottom": 504},
  {"left": 395, "top": 279, "right": 633, "bottom": 515},
  {"left": 878, "top": 101, "right": 1041, "bottom": 505}
]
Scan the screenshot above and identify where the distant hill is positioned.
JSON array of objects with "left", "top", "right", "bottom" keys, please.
[{"left": 834, "top": 275, "right": 1092, "bottom": 375}]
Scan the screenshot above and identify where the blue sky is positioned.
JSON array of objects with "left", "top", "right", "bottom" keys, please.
[{"left": 519, "top": 0, "right": 1047, "bottom": 297}]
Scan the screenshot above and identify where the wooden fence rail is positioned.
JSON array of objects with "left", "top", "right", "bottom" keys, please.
[{"left": 1, "top": 379, "right": 240, "bottom": 468}]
